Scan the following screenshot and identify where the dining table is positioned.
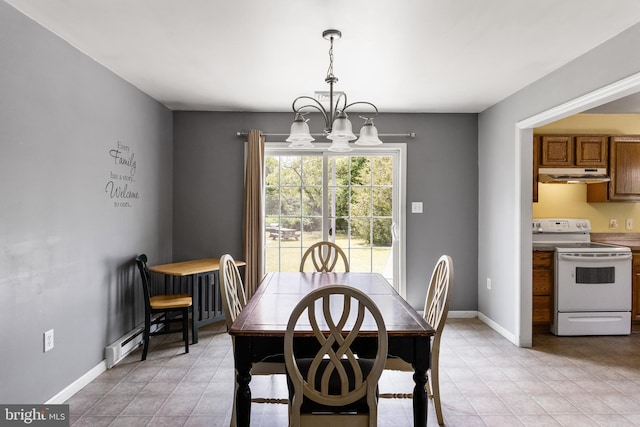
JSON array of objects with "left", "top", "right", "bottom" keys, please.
[
  {"left": 148, "top": 257, "right": 246, "bottom": 344},
  {"left": 229, "top": 271, "right": 435, "bottom": 427}
]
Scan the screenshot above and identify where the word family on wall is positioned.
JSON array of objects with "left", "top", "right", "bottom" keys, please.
[{"left": 105, "top": 140, "right": 139, "bottom": 208}]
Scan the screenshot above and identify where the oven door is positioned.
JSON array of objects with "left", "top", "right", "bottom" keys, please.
[{"left": 555, "top": 252, "right": 632, "bottom": 312}]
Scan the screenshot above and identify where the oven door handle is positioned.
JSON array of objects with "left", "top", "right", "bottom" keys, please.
[{"left": 558, "top": 253, "right": 632, "bottom": 261}]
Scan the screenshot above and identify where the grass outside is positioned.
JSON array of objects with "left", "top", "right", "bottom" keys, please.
[{"left": 265, "top": 232, "right": 391, "bottom": 273}]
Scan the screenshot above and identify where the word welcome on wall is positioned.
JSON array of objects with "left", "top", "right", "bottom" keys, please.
[{"left": 105, "top": 141, "right": 139, "bottom": 208}]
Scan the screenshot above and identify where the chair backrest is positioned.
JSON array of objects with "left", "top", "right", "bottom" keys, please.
[
  {"left": 135, "top": 254, "right": 152, "bottom": 309},
  {"left": 299, "top": 241, "right": 350, "bottom": 272},
  {"left": 219, "top": 254, "right": 248, "bottom": 330},
  {"left": 285, "top": 285, "right": 388, "bottom": 425},
  {"left": 423, "top": 255, "right": 454, "bottom": 336}
]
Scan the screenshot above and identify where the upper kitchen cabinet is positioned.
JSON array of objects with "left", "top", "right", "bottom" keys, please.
[
  {"left": 609, "top": 135, "right": 640, "bottom": 201},
  {"left": 539, "top": 135, "right": 607, "bottom": 167},
  {"left": 575, "top": 136, "right": 608, "bottom": 166},
  {"left": 540, "top": 135, "right": 573, "bottom": 166}
]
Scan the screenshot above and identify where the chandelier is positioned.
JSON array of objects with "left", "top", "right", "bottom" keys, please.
[{"left": 286, "top": 29, "right": 382, "bottom": 152}]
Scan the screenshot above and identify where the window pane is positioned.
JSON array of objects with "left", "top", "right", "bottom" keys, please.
[
  {"left": 350, "top": 217, "right": 371, "bottom": 247},
  {"left": 334, "top": 217, "right": 349, "bottom": 240},
  {"left": 373, "top": 247, "right": 392, "bottom": 275},
  {"left": 280, "top": 156, "right": 301, "bottom": 186},
  {"left": 302, "top": 157, "right": 322, "bottom": 186},
  {"left": 351, "top": 157, "right": 371, "bottom": 185},
  {"left": 328, "top": 156, "right": 350, "bottom": 185},
  {"left": 329, "top": 186, "right": 349, "bottom": 217},
  {"left": 280, "top": 187, "right": 301, "bottom": 216},
  {"left": 351, "top": 187, "right": 371, "bottom": 216},
  {"left": 280, "top": 220, "right": 299, "bottom": 236},
  {"left": 301, "top": 229, "right": 322, "bottom": 245},
  {"left": 265, "top": 157, "right": 280, "bottom": 186},
  {"left": 350, "top": 248, "right": 372, "bottom": 271},
  {"left": 302, "top": 187, "right": 322, "bottom": 216},
  {"left": 372, "top": 156, "right": 392, "bottom": 185},
  {"left": 372, "top": 187, "right": 392, "bottom": 216},
  {"left": 279, "top": 248, "right": 302, "bottom": 272},
  {"left": 265, "top": 247, "right": 279, "bottom": 272},
  {"left": 265, "top": 187, "right": 279, "bottom": 216},
  {"left": 373, "top": 218, "right": 392, "bottom": 247}
]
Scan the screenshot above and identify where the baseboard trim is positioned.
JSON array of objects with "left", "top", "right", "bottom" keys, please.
[
  {"left": 477, "top": 312, "right": 518, "bottom": 345},
  {"left": 45, "top": 361, "right": 106, "bottom": 404},
  {"left": 447, "top": 310, "right": 478, "bottom": 319}
]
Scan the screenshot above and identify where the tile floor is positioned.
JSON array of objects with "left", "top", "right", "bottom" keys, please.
[{"left": 66, "top": 318, "right": 640, "bottom": 426}]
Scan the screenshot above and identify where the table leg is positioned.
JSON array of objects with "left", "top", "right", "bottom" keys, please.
[
  {"left": 412, "top": 368, "right": 428, "bottom": 427},
  {"left": 191, "top": 275, "right": 199, "bottom": 344},
  {"left": 412, "top": 335, "right": 430, "bottom": 427},
  {"left": 234, "top": 337, "right": 252, "bottom": 427}
]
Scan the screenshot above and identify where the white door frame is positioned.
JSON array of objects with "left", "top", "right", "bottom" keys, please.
[{"left": 515, "top": 72, "right": 640, "bottom": 347}]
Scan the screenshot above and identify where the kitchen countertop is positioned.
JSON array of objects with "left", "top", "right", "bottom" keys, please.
[
  {"left": 533, "top": 244, "right": 556, "bottom": 252},
  {"left": 591, "top": 232, "right": 640, "bottom": 251},
  {"left": 532, "top": 233, "right": 640, "bottom": 252}
]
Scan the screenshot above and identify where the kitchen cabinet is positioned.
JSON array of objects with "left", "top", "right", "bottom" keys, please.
[
  {"left": 609, "top": 135, "right": 640, "bottom": 201},
  {"left": 539, "top": 135, "right": 608, "bottom": 167},
  {"left": 532, "top": 251, "right": 553, "bottom": 332},
  {"left": 633, "top": 252, "right": 640, "bottom": 323},
  {"left": 575, "top": 135, "right": 608, "bottom": 166},
  {"left": 540, "top": 135, "right": 573, "bottom": 166}
]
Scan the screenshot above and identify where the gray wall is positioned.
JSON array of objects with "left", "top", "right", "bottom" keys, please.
[
  {"left": 478, "top": 22, "right": 640, "bottom": 342},
  {"left": 0, "top": 1, "right": 173, "bottom": 403},
  {"left": 172, "top": 112, "right": 478, "bottom": 311}
]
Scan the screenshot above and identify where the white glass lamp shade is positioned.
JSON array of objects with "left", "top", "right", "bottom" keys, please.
[
  {"left": 354, "top": 118, "right": 383, "bottom": 145},
  {"left": 326, "top": 112, "right": 356, "bottom": 141},
  {"left": 327, "top": 137, "right": 353, "bottom": 152},
  {"left": 286, "top": 114, "right": 315, "bottom": 148}
]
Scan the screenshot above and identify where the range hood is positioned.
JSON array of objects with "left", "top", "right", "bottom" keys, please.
[{"left": 538, "top": 167, "right": 610, "bottom": 183}]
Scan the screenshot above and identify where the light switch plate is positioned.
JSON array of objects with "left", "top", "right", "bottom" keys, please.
[{"left": 411, "top": 202, "right": 423, "bottom": 214}]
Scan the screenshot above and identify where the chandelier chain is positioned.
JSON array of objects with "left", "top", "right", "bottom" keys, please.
[{"left": 326, "top": 36, "right": 335, "bottom": 81}]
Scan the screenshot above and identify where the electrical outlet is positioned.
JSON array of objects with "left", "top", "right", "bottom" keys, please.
[
  {"left": 486, "top": 278, "right": 491, "bottom": 290},
  {"left": 44, "top": 329, "right": 54, "bottom": 352},
  {"left": 609, "top": 218, "right": 618, "bottom": 229},
  {"left": 627, "top": 218, "right": 633, "bottom": 230}
]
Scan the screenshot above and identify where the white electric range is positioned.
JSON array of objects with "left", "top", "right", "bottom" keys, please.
[{"left": 532, "top": 218, "right": 632, "bottom": 336}]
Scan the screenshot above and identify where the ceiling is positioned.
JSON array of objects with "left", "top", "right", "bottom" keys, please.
[{"left": 6, "top": 0, "right": 640, "bottom": 113}]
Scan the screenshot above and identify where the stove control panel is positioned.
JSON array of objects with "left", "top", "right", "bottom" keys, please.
[{"left": 532, "top": 218, "right": 591, "bottom": 234}]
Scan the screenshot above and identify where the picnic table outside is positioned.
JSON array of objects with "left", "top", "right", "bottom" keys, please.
[{"left": 266, "top": 224, "right": 300, "bottom": 240}]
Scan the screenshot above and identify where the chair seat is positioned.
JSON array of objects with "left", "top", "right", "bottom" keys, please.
[
  {"left": 252, "top": 360, "right": 287, "bottom": 375},
  {"left": 383, "top": 357, "right": 412, "bottom": 372},
  {"left": 150, "top": 293, "right": 192, "bottom": 309}
]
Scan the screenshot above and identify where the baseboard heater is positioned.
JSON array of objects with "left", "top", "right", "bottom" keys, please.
[{"left": 105, "top": 326, "right": 144, "bottom": 369}]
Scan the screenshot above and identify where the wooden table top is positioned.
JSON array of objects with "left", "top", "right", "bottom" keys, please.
[
  {"left": 230, "top": 272, "right": 434, "bottom": 337},
  {"left": 149, "top": 258, "right": 246, "bottom": 276}
]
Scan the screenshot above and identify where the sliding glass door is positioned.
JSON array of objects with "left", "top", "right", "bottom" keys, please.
[{"left": 263, "top": 144, "right": 405, "bottom": 294}]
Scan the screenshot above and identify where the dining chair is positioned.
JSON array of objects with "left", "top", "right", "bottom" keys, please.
[
  {"left": 134, "top": 254, "right": 192, "bottom": 361},
  {"left": 299, "top": 241, "right": 350, "bottom": 272},
  {"left": 380, "top": 254, "right": 453, "bottom": 425},
  {"left": 285, "top": 285, "right": 388, "bottom": 427},
  {"left": 219, "top": 254, "right": 288, "bottom": 427}
]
